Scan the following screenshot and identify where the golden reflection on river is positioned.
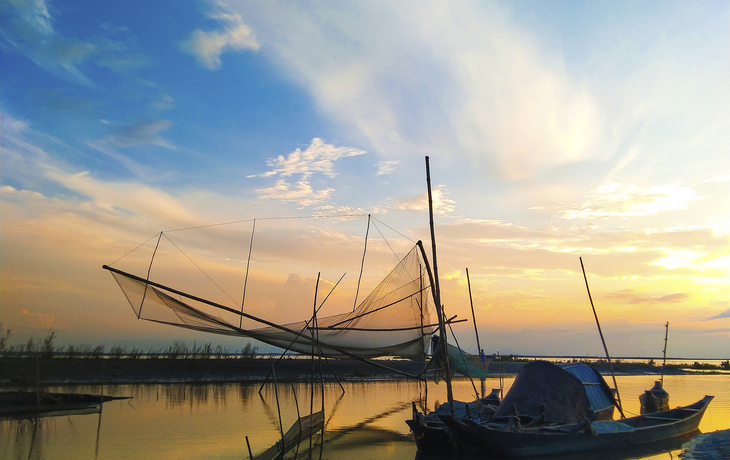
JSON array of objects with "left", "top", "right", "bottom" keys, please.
[{"left": 1, "top": 374, "right": 727, "bottom": 460}]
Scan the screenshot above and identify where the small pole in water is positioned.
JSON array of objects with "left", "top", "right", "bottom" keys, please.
[
  {"left": 245, "top": 436, "right": 253, "bottom": 460},
  {"left": 580, "top": 257, "right": 626, "bottom": 419},
  {"left": 272, "top": 365, "right": 285, "bottom": 445}
]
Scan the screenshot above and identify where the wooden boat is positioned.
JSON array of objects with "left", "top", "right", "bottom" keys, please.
[
  {"left": 640, "top": 380, "right": 670, "bottom": 414},
  {"left": 407, "top": 360, "right": 617, "bottom": 453},
  {"left": 436, "top": 395, "right": 713, "bottom": 457},
  {"left": 0, "top": 391, "right": 124, "bottom": 418}
]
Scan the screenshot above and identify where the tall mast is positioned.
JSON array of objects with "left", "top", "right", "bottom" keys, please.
[
  {"left": 425, "top": 156, "right": 455, "bottom": 416},
  {"left": 661, "top": 321, "right": 669, "bottom": 387},
  {"left": 580, "top": 257, "right": 625, "bottom": 419}
]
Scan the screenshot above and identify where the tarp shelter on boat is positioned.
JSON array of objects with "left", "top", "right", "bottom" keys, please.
[
  {"left": 106, "top": 244, "right": 437, "bottom": 360},
  {"left": 493, "top": 361, "right": 616, "bottom": 424}
]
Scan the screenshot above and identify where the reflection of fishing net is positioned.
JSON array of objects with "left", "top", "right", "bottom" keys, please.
[{"left": 108, "top": 245, "right": 436, "bottom": 360}]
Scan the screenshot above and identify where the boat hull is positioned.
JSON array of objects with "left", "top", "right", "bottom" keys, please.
[{"left": 438, "top": 395, "right": 713, "bottom": 457}]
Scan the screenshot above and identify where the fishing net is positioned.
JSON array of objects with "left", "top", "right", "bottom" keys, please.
[{"left": 108, "top": 244, "right": 436, "bottom": 360}]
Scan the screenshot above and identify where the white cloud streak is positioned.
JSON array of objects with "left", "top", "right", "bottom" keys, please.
[
  {"left": 180, "top": 4, "right": 259, "bottom": 70},
  {"left": 554, "top": 182, "right": 698, "bottom": 220},
  {"left": 260, "top": 138, "right": 366, "bottom": 179},
  {"left": 220, "top": 1, "right": 603, "bottom": 179}
]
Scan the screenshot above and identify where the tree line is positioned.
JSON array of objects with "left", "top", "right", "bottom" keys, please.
[{"left": 0, "top": 325, "right": 258, "bottom": 360}]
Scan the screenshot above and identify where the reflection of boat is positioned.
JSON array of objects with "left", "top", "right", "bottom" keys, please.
[
  {"left": 0, "top": 391, "right": 126, "bottom": 418},
  {"left": 640, "top": 380, "right": 670, "bottom": 414},
  {"left": 436, "top": 395, "right": 713, "bottom": 457}
]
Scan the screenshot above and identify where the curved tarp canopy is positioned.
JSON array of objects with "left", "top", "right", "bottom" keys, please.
[{"left": 493, "top": 361, "right": 615, "bottom": 424}]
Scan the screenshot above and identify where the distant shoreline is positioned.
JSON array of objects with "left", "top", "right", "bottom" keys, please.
[{"left": 1, "top": 356, "right": 722, "bottom": 387}]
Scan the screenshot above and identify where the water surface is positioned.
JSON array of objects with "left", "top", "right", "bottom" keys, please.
[{"left": 2, "top": 374, "right": 727, "bottom": 459}]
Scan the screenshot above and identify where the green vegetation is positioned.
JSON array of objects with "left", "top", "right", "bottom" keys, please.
[{"left": 0, "top": 325, "right": 258, "bottom": 360}]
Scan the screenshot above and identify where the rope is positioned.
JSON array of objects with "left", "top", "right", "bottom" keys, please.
[
  {"left": 162, "top": 233, "right": 239, "bottom": 308},
  {"left": 108, "top": 233, "right": 161, "bottom": 266},
  {"left": 353, "top": 215, "right": 370, "bottom": 311},
  {"left": 370, "top": 220, "right": 401, "bottom": 263},
  {"left": 371, "top": 217, "right": 416, "bottom": 243},
  {"left": 164, "top": 214, "right": 369, "bottom": 233}
]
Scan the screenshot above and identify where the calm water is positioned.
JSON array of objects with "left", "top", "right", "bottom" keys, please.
[{"left": 2, "top": 374, "right": 728, "bottom": 460}]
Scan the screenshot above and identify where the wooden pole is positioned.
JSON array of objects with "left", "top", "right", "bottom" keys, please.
[
  {"left": 661, "top": 321, "right": 669, "bottom": 387},
  {"left": 240, "top": 219, "right": 256, "bottom": 328},
  {"left": 425, "top": 156, "right": 455, "bottom": 417},
  {"left": 272, "top": 365, "right": 285, "bottom": 445},
  {"left": 580, "top": 257, "right": 625, "bottom": 419},
  {"left": 245, "top": 436, "right": 253, "bottom": 460},
  {"left": 466, "top": 268, "right": 485, "bottom": 398},
  {"left": 353, "top": 215, "right": 370, "bottom": 311}
]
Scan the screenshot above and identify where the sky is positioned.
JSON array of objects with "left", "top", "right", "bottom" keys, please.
[{"left": 1, "top": 0, "right": 728, "bottom": 359}]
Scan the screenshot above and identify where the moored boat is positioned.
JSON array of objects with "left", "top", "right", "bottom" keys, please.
[
  {"left": 437, "top": 395, "right": 713, "bottom": 457},
  {"left": 0, "top": 391, "right": 125, "bottom": 418},
  {"left": 640, "top": 380, "right": 670, "bottom": 414}
]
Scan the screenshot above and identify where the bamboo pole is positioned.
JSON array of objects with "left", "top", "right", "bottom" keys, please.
[
  {"left": 239, "top": 219, "right": 256, "bottom": 328},
  {"left": 466, "top": 267, "right": 485, "bottom": 397},
  {"left": 661, "top": 321, "right": 669, "bottom": 387},
  {"left": 580, "top": 257, "right": 625, "bottom": 418},
  {"left": 425, "top": 156, "right": 455, "bottom": 417}
]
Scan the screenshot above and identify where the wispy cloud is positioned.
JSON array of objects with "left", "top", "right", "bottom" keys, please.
[
  {"left": 394, "top": 186, "right": 455, "bottom": 215},
  {"left": 221, "top": 1, "right": 603, "bottom": 178},
  {"left": 251, "top": 138, "right": 365, "bottom": 206},
  {"left": 105, "top": 120, "right": 175, "bottom": 148},
  {"left": 1, "top": 1, "right": 152, "bottom": 84},
  {"left": 607, "top": 291, "right": 689, "bottom": 304},
  {"left": 21, "top": 309, "right": 55, "bottom": 327},
  {"left": 703, "top": 310, "right": 730, "bottom": 321},
  {"left": 259, "top": 138, "right": 366, "bottom": 179},
  {"left": 0, "top": 0, "right": 95, "bottom": 85},
  {"left": 554, "top": 182, "right": 697, "bottom": 220},
  {"left": 256, "top": 179, "right": 334, "bottom": 207},
  {"left": 180, "top": 4, "right": 259, "bottom": 70},
  {"left": 376, "top": 160, "right": 399, "bottom": 176}
]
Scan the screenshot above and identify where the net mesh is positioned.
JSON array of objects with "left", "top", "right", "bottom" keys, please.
[{"left": 109, "top": 245, "right": 435, "bottom": 360}]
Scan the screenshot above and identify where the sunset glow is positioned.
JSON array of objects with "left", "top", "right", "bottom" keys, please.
[{"left": 1, "top": 1, "right": 728, "bottom": 359}]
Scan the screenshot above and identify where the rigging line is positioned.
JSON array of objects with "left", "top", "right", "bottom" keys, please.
[
  {"left": 447, "top": 320, "right": 480, "bottom": 401},
  {"left": 370, "top": 217, "right": 416, "bottom": 243},
  {"left": 256, "top": 273, "right": 345, "bottom": 393},
  {"left": 326, "top": 288, "right": 428, "bottom": 328},
  {"left": 108, "top": 264, "right": 425, "bottom": 379},
  {"left": 161, "top": 233, "right": 239, "bottom": 308},
  {"left": 318, "top": 272, "right": 346, "bottom": 310},
  {"left": 108, "top": 233, "right": 161, "bottom": 266},
  {"left": 370, "top": 220, "right": 401, "bottom": 264},
  {"left": 239, "top": 218, "right": 256, "bottom": 328},
  {"left": 313, "top": 323, "right": 440, "bottom": 332},
  {"left": 353, "top": 214, "right": 370, "bottom": 312},
  {"left": 139, "top": 232, "right": 163, "bottom": 319},
  {"left": 163, "top": 213, "right": 369, "bottom": 233}
]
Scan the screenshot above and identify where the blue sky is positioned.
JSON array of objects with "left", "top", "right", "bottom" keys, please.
[{"left": 1, "top": 1, "right": 728, "bottom": 358}]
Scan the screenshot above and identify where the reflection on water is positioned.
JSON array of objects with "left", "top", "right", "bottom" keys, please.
[{"left": 1, "top": 374, "right": 727, "bottom": 460}]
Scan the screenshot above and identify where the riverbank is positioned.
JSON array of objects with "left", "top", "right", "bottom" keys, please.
[
  {"left": 680, "top": 429, "right": 730, "bottom": 460},
  {"left": 0, "top": 356, "right": 715, "bottom": 386}
]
